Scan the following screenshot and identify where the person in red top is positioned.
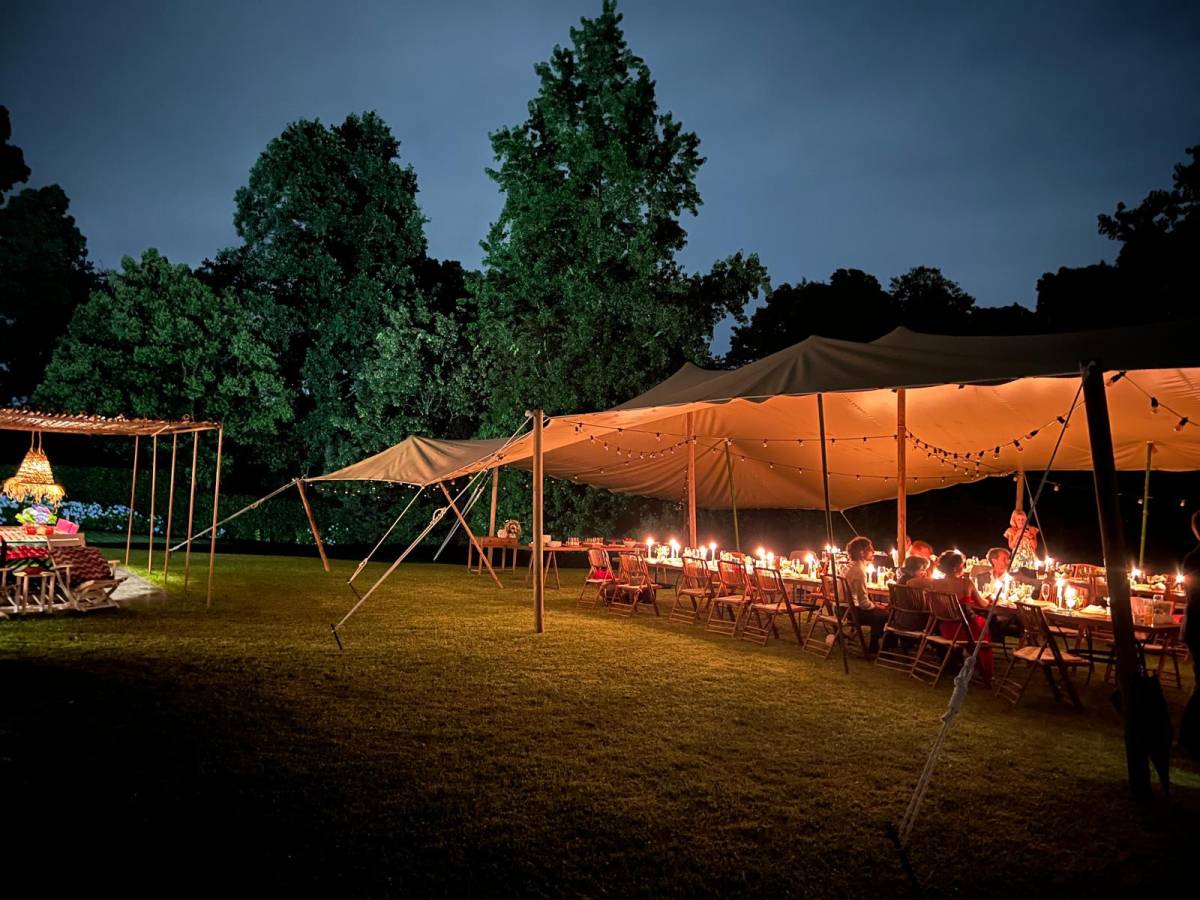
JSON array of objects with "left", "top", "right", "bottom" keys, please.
[{"left": 908, "top": 549, "right": 994, "bottom": 686}]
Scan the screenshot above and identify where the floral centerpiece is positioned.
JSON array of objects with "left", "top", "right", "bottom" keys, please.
[
  {"left": 15, "top": 504, "right": 58, "bottom": 535},
  {"left": 500, "top": 518, "right": 522, "bottom": 540}
]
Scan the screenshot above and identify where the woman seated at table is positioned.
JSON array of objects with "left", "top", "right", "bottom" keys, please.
[
  {"left": 910, "top": 549, "right": 995, "bottom": 685},
  {"left": 897, "top": 555, "right": 930, "bottom": 585},
  {"left": 843, "top": 536, "right": 889, "bottom": 655}
]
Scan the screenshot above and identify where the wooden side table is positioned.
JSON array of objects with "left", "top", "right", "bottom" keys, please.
[{"left": 15, "top": 568, "right": 57, "bottom": 613}]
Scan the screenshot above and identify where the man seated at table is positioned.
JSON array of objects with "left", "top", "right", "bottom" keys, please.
[
  {"left": 843, "top": 535, "right": 889, "bottom": 655},
  {"left": 976, "top": 547, "right": 1024, "bottom": 639},
  {"left": 907, "top": 540, "right": 935, "bottom": 562}
]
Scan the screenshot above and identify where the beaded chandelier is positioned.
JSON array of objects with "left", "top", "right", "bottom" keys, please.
[{"left": 2, "top": 432, "right": 66, "bottom": 504}]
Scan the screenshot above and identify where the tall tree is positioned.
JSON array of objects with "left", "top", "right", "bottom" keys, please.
[
  {"left": 1038, "top": 144, "right": 1199, "bottom": 330},
  {"left": 33, "top": 249, "right": 292, "bottom": 469},
  {"left": 726, "top": 268, "right": 893, "bottom": 366},
  {"left": 888, "top": 265, "right": 976, "bottom": 333},
  {"left": 230, "top": 111, "right": 474, "bottom": 472},
  {"left": 473, "top": 0, "right": 765, "bottom": 430},
  {"left": 0, "top": 106, "right": 94, "bottom": 405}
]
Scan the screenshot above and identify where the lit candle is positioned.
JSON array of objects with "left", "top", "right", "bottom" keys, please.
[
  {"left": 1055, "top": 577, "right": 1065, "bottom": 604},
  {"left": 805, "top": 552, "right": 816, "bottom": 575},
  {"left": 1065, "top": 586, "right": 1078, "bottom": 610},
  {"left": 766, "top": 551, "right": 775, "bottom": 568},
  {"left": 891, "top": 547, "right": 899, "bottom": 567},
  {"left": 669, "top": 538, "right": 680, "bottom": 559},
  {"left": 1045, "top": 557, "right": 1055, "bottom": 573},
  {"left": 646, "top": 537, "right": 654, "bottom": 555},
  {"left": 756, "top": 546, "right": 766, "bottom": 561},
  {"left": 1131, "top": 567, "right": 1142, "bottom": 582},
  {"left": 932, "top": 568, "right": 944, "bottom": 580}
]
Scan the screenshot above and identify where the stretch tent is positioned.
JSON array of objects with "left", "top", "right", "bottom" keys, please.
[{"left": 311, "top": 317, "right": 1200, "bottom": 512}]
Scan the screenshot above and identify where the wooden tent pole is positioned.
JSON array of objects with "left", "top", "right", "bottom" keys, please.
[
  {"left": 183, "top": 431, "right": 199, "bottom": 595},
  {"left": 1080, "top": 362, "right": 1149, "bottom": 798},
  {"left": 124, "top": 435, "right": 139, "bottom": 567},
  {"left": 1015, "top": 470, "right": 1026, "bottom": 513},
  {"left": 162, "top": 434, "right": 178, "bottom": 582},
  {"left": 440, "top": 482, "right": 502, "bottom": 589},
  {"left": 686, "top": 412, "right": 697, "bottom": 547},
  {"left": 896, "top": 388, "right": 907, "bottom": 560},
  {"left": 147, "top": 435, "right": 158, "bottom": 572},
  {"left": 723, "top": 442, "right": 740, "bottom": 552},
  {"left": 532, "top": 409, "right": 545, "bottom": 633},
  {"left": 488, "top": 467, "right": 500, "bottom": 566},
  {"left": 205, "top": 426, "right": 223, "bottom": 609},
  {"left": 818, "top": 393, "right": 850, "bottom": 675},
  {"left": 1138, "top": 442, "right": 1153, "bottom": 570},
  {"left": 296, "top": 479, "right": 330, "bottom": 572}
]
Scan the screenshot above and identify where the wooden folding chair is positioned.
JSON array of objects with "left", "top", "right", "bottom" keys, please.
[
  {"left": 607, "top": 553, "right": 659, "bottom": 618},
  {"left": 705, "top": 559, "right": 749, "bottom": 636},
  {"left": 670, "top": 556, "right": 715, "bottom": 624},
  {"left": 578, "top": 547, "right": 613, "bottom": 608},
  {"left": 995, "top": 602, "right": 1087, "bottom": 710},
  {"left": 802, "top": 574, "right": 869, "bottom": 659},
  {"left": 910, "top": 590, "right": 977, "bottom": 687},
  {"left": 741, "top": 565, "right": 804, "bottom": 646},
  {"left": 874, "top": 584, "right": 931, "bottom": 672},
  {"left": 49, "top": 545, "right": 125, "bottom": 612}
]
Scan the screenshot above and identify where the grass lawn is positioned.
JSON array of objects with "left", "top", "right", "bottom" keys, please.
[{"left": 2, "top": 552, "right": 1198, "bottom": 897}]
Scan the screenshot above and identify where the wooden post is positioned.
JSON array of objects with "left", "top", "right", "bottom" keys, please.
[
  {"left": 183, "top": 431, "right": 199, "bottom": 595},
  {"left": 1138, "top": 442, "right": 1153, "bottom": 570},
  {"left": 147, "top": 434, "right": 158, "bottom": 572},
  {"left": 163, "top": 434, "right": 178, "bottom": 582},
  {"left": 296, "top": 479, "right": 331, "bottom": 572},
  {"left": 440, "top": 482, "right": 502, "bottom": 589},
  {"left": 1080, "top": 362, "right": 1149, "bottom": 798},
  {"left": 686, "top": 412, "right": 697, "bottom": 547},
  {"left": 532, "top": 409, "right": 545, "bottom": 633},
  {"left": 488, "top": 466, "right": 500, "bottom": 566},
  {"left": 818, "top": 393, "right": 850, "bottom": 675},
  {"left": 205, "top": 427, "right": 223, "bottom": 609},
  {"left": 124, "top": 435, "right": 139, "bottom": 567},
  {"left": 1015, "top": 470, "right": 1026, "bottom": 513},
  {"left": 724, "top": 442, "right": 740, "bottom": 551},
  {"left": 896, "top": 388, "right": 907, "bottom": 559}
]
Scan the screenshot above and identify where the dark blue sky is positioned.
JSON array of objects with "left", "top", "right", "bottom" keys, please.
[{"left": 5, "top": 0, "right": 1199, "bottom": 350}]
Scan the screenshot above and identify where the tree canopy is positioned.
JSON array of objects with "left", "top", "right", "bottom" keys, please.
[
  {"left": 34, "top": 249, "right": 292, "bottom": 469},
  {"left": 473, "top": 0, "right": 765, "bottom": 430},
  {"left": 0, "top": 106, "right": 94, "bottom": 405}
]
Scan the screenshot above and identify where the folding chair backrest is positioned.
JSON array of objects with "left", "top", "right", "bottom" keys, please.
[
  {"left": 888, "top": 583, "right": 930, "bottom": 630},
  {"left": 924, "top": 590, "right": 968, "bottom": 630},
  {"left": 682, "top": 557, "right": 711, "bottom": 587},
  {"left": 717, "top": 559, "right": 747, "bottom": 594},
  {"left": 616, "top": 553, "right": 637, "bottom": 583},
  {"left": 1013, "top": 602, "right": 1055, "bottom": 651},
  {"left": 587, "top": 548, "right": 611, "bottom": 573},
  {"left": 753, "top": 566, "right": 786, "bottom": 600}
]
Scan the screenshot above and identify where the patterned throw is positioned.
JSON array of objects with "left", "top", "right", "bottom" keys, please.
[{"left": 50, "top": 545, "right": 113, "bottom": 586}]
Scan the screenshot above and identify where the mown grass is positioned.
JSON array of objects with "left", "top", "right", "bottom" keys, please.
[{"left": 2, "top": 552, "right": 1198, "bottom": 897}]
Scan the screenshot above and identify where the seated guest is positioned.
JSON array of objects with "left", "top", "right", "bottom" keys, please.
[
  {"left": 979, "top": 547, "right": 1024, "bottom": 640},
  {"left": 910, "top": 550, "right": 995, "bottom": 686},
  {"left": 907, "top": 540, "right": 935, "bottom": 562},
  {"left": 843, "top": 535, "right": 890, "bottom": 655},
  {"left": 897, "top": 555, "right": 930, "bottom": 585}
]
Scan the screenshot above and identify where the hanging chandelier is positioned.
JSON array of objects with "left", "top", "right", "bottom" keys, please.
[{"left": 2, "top": 432, "right": 66, "bottom": 504}]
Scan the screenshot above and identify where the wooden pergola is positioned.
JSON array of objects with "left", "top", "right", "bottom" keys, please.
[{"left": 0, "top": 408, "right": 224, "bottom": 606}]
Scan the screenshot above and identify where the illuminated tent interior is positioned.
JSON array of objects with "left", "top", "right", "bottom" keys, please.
[{"left": 310, "top": 318, "right": 1200, "bottom": 512}]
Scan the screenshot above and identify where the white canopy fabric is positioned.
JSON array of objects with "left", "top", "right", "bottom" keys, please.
[{"left": 311, "top": 318, "right": 1200, "bottom": 510}]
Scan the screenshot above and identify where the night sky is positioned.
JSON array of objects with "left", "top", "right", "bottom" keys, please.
[{"left": 5, "top": 0, "right": 1199, "bottom": 350}]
